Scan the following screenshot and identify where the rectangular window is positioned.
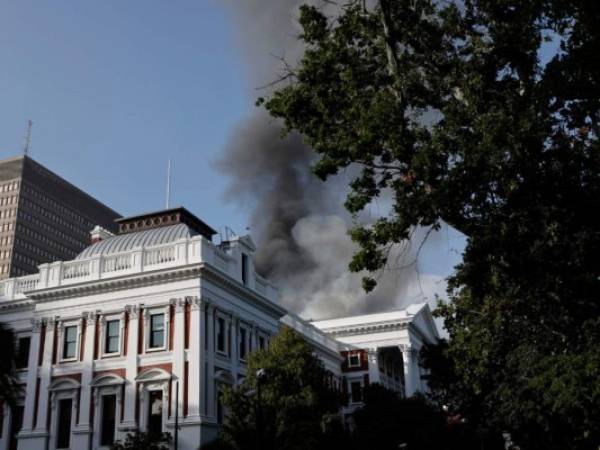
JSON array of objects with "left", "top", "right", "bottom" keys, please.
[
  {"left": 241, "top": 253, "right": 248, "bottom": 285},
  {"left": 105, "top": 320, "right": 120, "bottom": 354},
  {"left": 217, "top": 317, "right": 226, "bottom": 353},
  {"left": 56, "top": 399, "right": 72, "bottom": 449},
  {"left": 258, "top": 336, "right": 265, "bottom": 350},
  {"left": 348, "top": 353, "right": 360, "bottom": 368},
  {"left": 350, "top": 381, "right": 363, "bottom": 403},
  {"left": 239, "top": 327, "right": 247, "bottom": 360},
  {"left": 100, "top": 395, "right": 116, "bottom": 446},
  {"left": 16, "top": 336, "right": 30, "bottom": 369},
  {"left": 147, "top": 390, "right": 163, "bottom": 435},
  {"left": 149, "top": 314, "right": 165, "bottom": 349},
  {"left": 62, "top": 326, "right": 77, "bottom": 360}
]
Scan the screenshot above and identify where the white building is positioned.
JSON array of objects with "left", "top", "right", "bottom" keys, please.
[{"left": 0, "top": 208, "right": 438, "bottom": 450}]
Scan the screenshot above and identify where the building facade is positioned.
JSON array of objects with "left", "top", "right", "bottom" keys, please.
[
  {"left": 0, "top": 207, "right": 437, "bottom": 450},
  {"left": 0, "top": 155, "right": 121, "bottom": 279}
]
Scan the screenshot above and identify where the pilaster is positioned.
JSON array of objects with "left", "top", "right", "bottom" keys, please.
[
  {"left": 231, "top": 314, "right": 239, "bottom": 382},
  {"left": 186, "top": 297, "right": 205, "bottom": 419},
  {"left": 76, "top": 312, "right": 96, "bottom": 428},
  {"left": 34, "top": 317, "right": 56, "bottom": 433},
  {"left": 20, "top": 319, "right": 42, "bottom": 433},
  {"left": 121, "top": 305, "right": 140, "bottom": 430},
  {"left": 205, "top": 303, "right": 216, "bottom": 417},
  {"left": 171, "top": 298, "right": 186, "bottom": 421}
]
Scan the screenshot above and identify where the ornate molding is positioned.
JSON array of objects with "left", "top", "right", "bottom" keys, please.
[
  {"left": 125, "top": 305, "right": 140, "bottom": 319},
  {"left": 31, "top": 318, "right": 43, "bottom": 332},
  {"left": 319, "top": 320, "right": 410, "bottom": 337},
  {"left": 187, "top": 296, "right": 201, "bottom": 311},
  {"left": 172, "top": 297, "right": 186, "bottom": 313},
  {"left": 27, "top": 266, "right": 204, "bottom": 302}
]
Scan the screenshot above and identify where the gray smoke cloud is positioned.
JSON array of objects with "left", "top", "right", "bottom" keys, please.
[{"left": 217, "top": 0, "right": 454, "bottom": 320}]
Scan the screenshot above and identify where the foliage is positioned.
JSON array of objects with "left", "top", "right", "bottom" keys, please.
[
  {"left": 261, "top": 1, "right": 600, "bottom": 448},
  {"left": 206, "top": 326, "right": 347, "bottom": 450},
  {"left": 110, "top": 431, "right": 170, "bottom": 450},
  {"left": 351, "top": 384, "right": 501, "bottom": 450},
  {"left": 0, "top": 322, "right": 22, "bottom": 410}
]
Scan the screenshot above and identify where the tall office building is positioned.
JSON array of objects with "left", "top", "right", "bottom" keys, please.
[{"left": 0, "top": 155, "right": 120, "bottom": 279}]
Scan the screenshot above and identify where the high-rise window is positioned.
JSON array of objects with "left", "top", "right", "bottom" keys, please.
[
  {"left": 56, "top": 399, "right": 72, "bottom": 449},
  {"left": 147, "top": 390, "right": 163, "bottom": 435},
  {"left": 15, "top": 336, "right": 30, "bottom": 369},
  {"left": 62, "top": 326, "right": 77, "bottom": 359},
  {"left": 105, "top": 320, "right": 120, "bottom": 354},
  {"left": 239, "top": 327, "right": 247, "bottom": 360},
  {"left": 100, "top": 395, "right": 116, "bottom": 446},
  {"left": 216, "top": 317, "right": 226, "bottom": 353},
  {"left": 149, "top": 314, "right": 165, "bottom": 349}
]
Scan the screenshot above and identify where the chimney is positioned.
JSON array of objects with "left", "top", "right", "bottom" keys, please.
[{"left": 90, "top": 225, "right": 114, "bottom": 244}]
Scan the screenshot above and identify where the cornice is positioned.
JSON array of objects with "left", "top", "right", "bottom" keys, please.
[
  {"left": 22, "top": 262, "right": 287, "bottom": 320},
  {"left": 319, "top": 319, "right": 411, "bottom": 337},
  {"left": 27, "top": 265, "right": 203, "bottom": 302},
  {"left": 0, "top": 298, "right": 34, "bottom": 312},
  {"left": 200, "top": 264, "right": 287, "bottom": 318}
]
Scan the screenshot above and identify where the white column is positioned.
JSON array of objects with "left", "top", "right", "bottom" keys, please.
[
  {"left": 187, "top": 297, "right": 204, "bottom": 419},
  {"left": 77, "top": 312, "right": 96, "bottom": 427},
  {"left": 205, "top": 304, "right": 216, "bottom": 417},
  {"left": 122, "top": 305, "right": 140, "bottom": 430},
  {"left": 401, "top": 345, "right": 417, "bottom": 397},
  {"left": 171, "top": 298, "right": 185, "bottom": 421},
  {"left": 20, "top": 319, "right": 42, "bottom": 433},
  {"left": 71, "top": 312, "right": 96, "bottom": 450},
  {"left": 250, "top": 323, "right": 257, "bottom": 352},
  {"left": 35, "top": 317, "right": 56, "bottom": 432},
  {"left": 367, "top": 348, "right": 381, "bottom": 386},
  {"left": 231, "top": 315, "right": 239, "bottom": 383}
]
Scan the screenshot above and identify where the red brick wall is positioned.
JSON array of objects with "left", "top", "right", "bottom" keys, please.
[{"left": 340, "top": 349, "right": 368, "bottom": 372}]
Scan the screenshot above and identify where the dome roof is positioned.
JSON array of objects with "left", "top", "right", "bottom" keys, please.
[{"left": 76, "top": 223, "right": 197, "bottom": 260}]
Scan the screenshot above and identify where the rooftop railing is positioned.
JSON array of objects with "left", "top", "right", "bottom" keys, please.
[{"left": 0, "top": 235, "right": 278, "bottom": 303}]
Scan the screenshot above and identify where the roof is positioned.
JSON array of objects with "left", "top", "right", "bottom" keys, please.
[
  {"left": 310, "top": 303, "right": 440, "bottom": 342},
  {"left": 311, "top": 303, "right": 427, "bottom": 329},
  {"left": 115, "top": 207, "right": 216, "bottom": 238},
  {"left": 76, "top": 223, "right": 196, "bottom": 259}
]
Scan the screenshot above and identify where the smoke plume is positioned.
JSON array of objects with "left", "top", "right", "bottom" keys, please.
[{"left": 218, "top": 1, "right": 453, "bottom": 320}]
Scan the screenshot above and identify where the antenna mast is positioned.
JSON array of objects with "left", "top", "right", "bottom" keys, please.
[
  {"left": 166, "top": 159, "right": 171, "bottom": 209},
  {"left": 23, "top": 120, "right": 33, "bottom": 156}
]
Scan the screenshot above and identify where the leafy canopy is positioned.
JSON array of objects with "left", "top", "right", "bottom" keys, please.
[
  {"left": 262, "top": 1, "right": 600, "bottom": 449},
  {"left": 110, "top": 431, "right": 170, "bottom": 450},
  {"left": 210, "top": 326, "right": 346, "bottom": 450},
  {"left": 0, "top": 323, "right": 22, "bottom": 410}
]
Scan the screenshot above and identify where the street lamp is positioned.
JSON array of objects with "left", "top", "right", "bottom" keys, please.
[{"left": 255, "top": 368, "right": 268, "bottom": 449}]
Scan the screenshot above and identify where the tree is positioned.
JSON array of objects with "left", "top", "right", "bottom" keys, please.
[
  {"left": 110, "top": 431, "right": 170, "bottom": 450},
  {"left": 0, "top": 322, "right": 22, "bottom": 409},
  {"left": 351, "top": 384, "right": 499, "bottom": 450},
  {"left": 261, "top": 1, "right": 600, "bottom": 448},
  {"left": 208, "top": 326, "right": 346, "bottom": 450}
]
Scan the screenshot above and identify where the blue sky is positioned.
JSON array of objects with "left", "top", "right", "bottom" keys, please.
[
  {"left": 0, "top": 1, "right": 251, "bottom": 234},
  {"left": 0, "top": 1, "right": 466, "bottom": 306}
]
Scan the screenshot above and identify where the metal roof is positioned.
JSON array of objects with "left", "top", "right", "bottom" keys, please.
[{"left": 76, "top": 223, "right": 196, "bottom": 259}]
